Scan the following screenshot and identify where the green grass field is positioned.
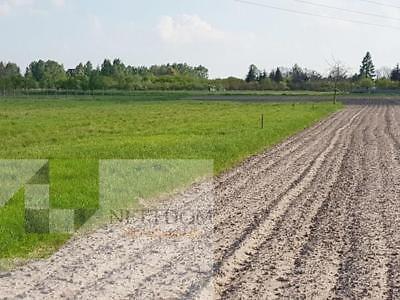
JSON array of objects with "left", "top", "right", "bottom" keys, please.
[{"left": 0, "top": 95, "right": 341, "bottom": 260}]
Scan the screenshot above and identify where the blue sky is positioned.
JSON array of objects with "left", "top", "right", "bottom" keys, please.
[{"left": 1, "top": 0, "right": 400, "bottom": 78}]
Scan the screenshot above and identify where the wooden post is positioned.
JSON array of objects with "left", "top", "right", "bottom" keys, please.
[
  {"left": 333, "top": 79, "right": 337, "bottom": 105},
  {"left": 261, "top": 114, "right": 264, "bottom": 129}
]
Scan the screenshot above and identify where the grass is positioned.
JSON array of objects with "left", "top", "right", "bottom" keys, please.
[{"left": 0, "top": 95, "right": 341, "bottom": 260}]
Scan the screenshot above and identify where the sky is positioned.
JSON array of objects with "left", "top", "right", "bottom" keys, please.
[{"left": 0, "top": 0, "right": 400, "bottom": 78}]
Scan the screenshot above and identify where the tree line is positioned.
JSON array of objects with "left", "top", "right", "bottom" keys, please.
[
  {"left": 0, "top": 59, "right": 209, "bottom": 92},
  {"left": 231, "top": 52, "right": 400, "bottom": 92},
  {"left": 1, "top": 52, "right": 400, "bottom": 93}
]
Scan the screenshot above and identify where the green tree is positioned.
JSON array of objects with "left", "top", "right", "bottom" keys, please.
[
  {"left": 2, "top": 62, "right": 20, "bottom": 77},
  {"left": 390, "top": 64, "right": 400, "bottom": 86},
  {"left": 43, "top": 60, "right": 66, "bottom": 88},
  {"left": 0, "top": 62, "right": 23, "bottom": 90},
  {"left": 273, "top": 67, "right": 283, "bottom": 82},
  {"left": 259, "top": 70, "right": 267, "bottom": 81},
  {"left": 245, "top": 64, "right": 260, "bottom": 82},
  {"left": 193, "top": 65, "right": 209, "bottom": 79},
  {"left": 65, "top": 63, "right": 90, "bottom": 90},
  {"left": 376, "top": 78, "right": 394, "bottom": 89},
  {"left": 83, "top": 61, "right": 93, "bottom": 76},
  {"left": 359, "top": 77, "right": 374, "bottom": 89},
  {"left": 289, "top": 64, "right": 308, "bottom": 89},
  {"left": 88, "top": 69, "right": 103, "bottom": 90},
  {"left": 25, "top": 60, "right": 65, "bottom": 88},
  {"left": 27, "top": 60, "right": 46, "bottom": 84},
  {"left": 101, "top": 59, "right": 113, "bottom": 76},
  {"left": 359, "top": 52, "right": 376, "bottom": 79},
  {"left": 24, "top": 68, "right": 38, "bottom": 89},
  {"left": 112, "top": 59, "right": 126, "bottom": 76}
]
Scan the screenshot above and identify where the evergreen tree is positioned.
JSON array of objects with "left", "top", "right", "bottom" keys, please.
[
  {"left": 390, "top": 64, "right": 400, "bottom": 82},
  {"left": 245, "top": 64, "right": 260, "bottom": 82},
  {"left": 83, "top": 61, "right": 93, "bottom": 76},
  {"left": 359, "top": 52, "right": 376, "bottom": 79},
  {"left": 274, "top": 67, "right": 283, "bottom": 82},
  {"left": 101, "top": 59, "right": 113, "bottom": 76},
  {"left": 290, "top": 64, "right": 308, "bottom": 83},
  {"left": 112, "top": 58, "right": 126, "bottom": 76},
  {"left": 269, "top": 70, "right": 275, "bottom": 81}
]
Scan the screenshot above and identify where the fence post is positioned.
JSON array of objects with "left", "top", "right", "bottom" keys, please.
[{"left": 261, "top": 114, "right": 264, "bottom": 129}]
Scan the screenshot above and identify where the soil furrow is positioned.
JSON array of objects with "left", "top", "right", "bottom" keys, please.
[{"left": 213, "top": 107, "right": 366, "bottom": 298}]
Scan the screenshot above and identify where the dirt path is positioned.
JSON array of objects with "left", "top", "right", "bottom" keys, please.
[{"left": 2, "top": 104, "right": 400, "bottom": 299}]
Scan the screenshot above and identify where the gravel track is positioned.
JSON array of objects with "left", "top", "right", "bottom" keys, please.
[{"left": 1, "top": 104, "right": 400, "bottom": 299}]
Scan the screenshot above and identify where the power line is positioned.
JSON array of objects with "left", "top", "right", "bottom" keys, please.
[
  {"left": 234, "top": 0, "right": 400, "bottom": 30},
  {"left": 355, "top": 0, "right": 400, "bottom": 10},
  {"left": 292, "top": 0, "right": 400, "bottom": 22}
]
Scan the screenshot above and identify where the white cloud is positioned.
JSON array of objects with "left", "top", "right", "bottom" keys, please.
[
  {"left": 155, "top": 14, "right": 258, "bottom": 77},
  {"left": 158, "top": 14, "right": 226, "bottom": 44}
]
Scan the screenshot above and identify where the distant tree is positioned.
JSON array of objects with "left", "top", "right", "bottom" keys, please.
[
  {"left": 27, "top": 60, "right": 46, "bottom": 84},
  {"left": 288, "top": 64, "right": 309, "bottom": 89},
  {"left": 376, "top": 78, "right": 394, "bottom": 89},
  {"left": 193, "top": 65, "right": 209, "bottom": 79},
  {"left": 269, "top": 70, "right": 275, "bottom": 81},
  {"left": 25, "top": 60, "right": 66, "bottom": 88},
  {"left": 112, "top": 59, "right": 126, "bottom": 76},
  {"left": 65, "top": 62, "right": 90, "bottom": 90},
  {"left": 359, "top": 52, "right": 376, "bottom": 79},
  {"left": 351, "top": 73, "right": 360, "bottom": 82},
  {"left": 328, "top": 61, "right": 348, "bottom": 80},
  {"left": 24, "top": 68, "right": 38, "bottom": 89},
  {"left": 101, "top": 59, "right": 113, "bottom": 76},
  {"left": 43, "top": 60, "right": 66, "bottom": 88},
  {"left": 2, "top": 62, "right": 20, "bottom": 77},
  {"left": 274, "top": 67, "right": 283, "bottom": 82},
  {"left": 259, "top": 70, "right": 267, "bottom": 81},
  {"left": 290, "top": 64, "right": 308, "bottom": 83},
  {"left": 88, "top": 69, "right": 103, "bottom": 90},
  {"left": 390, "top": 64, "right": 400, "bottom": 85},
  {"left": 245, "top": 64, "right": 260, "bottom": 82},
  {"left": 214, "top": 77, "right": 247, "bottom": 90},
  {"left": 328, "top": 60, "right": 348, "bottom": 104},
  {"left": 359, "top": 77, "right": 374, "bottom": 89},
  {"left": 305, "top": 69, "right": 322, "bottom": 80},
  {"left": 0, "top": 62, "right": 23, "bottom": 90},
  {"left": 83, "top": 61, "right": 93, "bottom": 76}
]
